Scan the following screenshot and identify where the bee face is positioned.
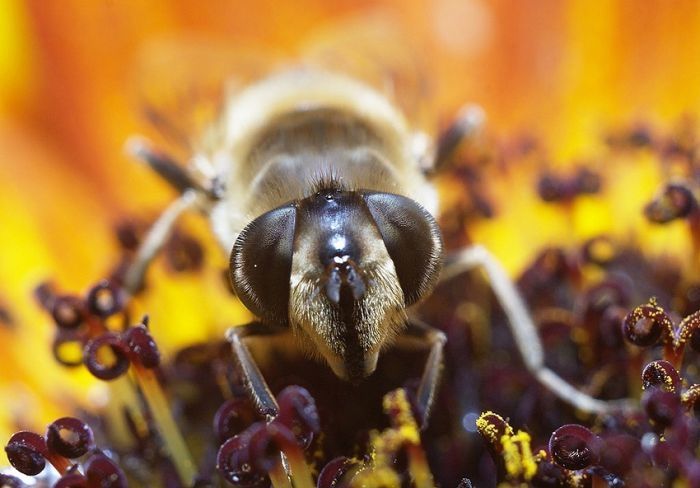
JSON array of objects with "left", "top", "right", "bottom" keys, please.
[{"left": 230, "top": 187, "right": 442, "bottom": 382}]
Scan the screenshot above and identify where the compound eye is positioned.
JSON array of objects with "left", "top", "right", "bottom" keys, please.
[
  {"left": 363, "top": 192, "right": 443, "bottom": 306},
  {"left": 230, "top": 204, "right": 297, "bottom": 326}
]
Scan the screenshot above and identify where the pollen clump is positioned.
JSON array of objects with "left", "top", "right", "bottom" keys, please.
[
  {"left": 381, "top": 388, "right": 420, "bottom": 445},
  {"left": 364, "top": 388, "right": 434, "bottom": 488},
  {"left": 476, "top": 411, "right": 514, "bottom": 448},
  {"left": 477, "top": 411, "right": 544, "bottom": 483},
  {"left": 500, "top": 430, "right": 538, "bottom": 481}
]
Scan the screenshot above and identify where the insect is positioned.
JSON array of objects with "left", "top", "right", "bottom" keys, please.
[{"left": 122, "top": 23, "right": 618, "bottom": 426}]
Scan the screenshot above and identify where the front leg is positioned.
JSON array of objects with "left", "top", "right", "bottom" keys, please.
[
  {"left": 423, "top": 104, "right": 485, "bottom": 175},
  {"left": 226, "top": 323, "right": 288, "bottom": 419},
  {"left": 395, "top": 320, "right": 446, "bottom": 429},
  {"left": 122, "top": 139, "right": 216, "bottom": 296}
]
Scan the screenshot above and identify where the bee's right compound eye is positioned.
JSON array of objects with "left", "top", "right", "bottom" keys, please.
[{"left": 230, "top": 204, "right": 297, "bottom": 326}]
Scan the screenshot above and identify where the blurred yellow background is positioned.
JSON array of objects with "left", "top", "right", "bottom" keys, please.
[{"left": 1, "top": 0, "right": 700, "bottom": 461}]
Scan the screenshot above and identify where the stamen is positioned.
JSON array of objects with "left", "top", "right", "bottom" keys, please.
[{"left": 131, "top": 362, "right": 197, "bottom": 485}]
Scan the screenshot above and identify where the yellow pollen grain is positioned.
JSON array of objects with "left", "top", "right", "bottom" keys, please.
[
  {"left": 501, "top": 430, "right": 538, "bottom": 481},
  {"left": 382, "top": 389, "right": 420, "bottom": 445},
  {"left": 567, "top": 472, "right": 587, "bottom": 485},
  {"left": 682, "top": 385, "right": 700, "bottom": 409},
  {"left": 476, "top": 411, "right": 514, "bottom": 446},
  {"left": 351, "top": 466, "right": 401, "bottom": 488},
  {"left": 677, "top": 312, "right": 700, "bottom": 345},
  {"left": 665, "top": 373, "right": 674, "bottom": 391}
]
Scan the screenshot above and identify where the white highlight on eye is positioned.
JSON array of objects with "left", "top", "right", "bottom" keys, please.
[{"left": 330, "top": 234, "right": 346, "bottom": 252}]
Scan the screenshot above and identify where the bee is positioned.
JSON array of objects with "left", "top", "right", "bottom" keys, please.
[{"left": 123, "top": 22, "right": 618, "bottom": 424}]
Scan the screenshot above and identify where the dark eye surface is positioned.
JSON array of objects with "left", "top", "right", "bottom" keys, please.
[
  {"left": 363, "top": 192, "right": 443, "bottom": 306},
  {"left": 230, "top": 204, "right": 297, "bottom": 326}
]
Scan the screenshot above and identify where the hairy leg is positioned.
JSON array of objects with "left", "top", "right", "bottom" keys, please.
[
  {"left": 442, "top": 244, "right": 629, "bottom": 414},
  {"left": 122, "top": 190, "right": 200, "bottom": 294},
  {"left": 425, "top": 104, "right": 485, "bottom": 174},
  {"left": 226, "top": 323, "right": 288, "bottom": 419},
  {"left": 121, "top": 139, "right": 217, "bottom": 295},
  {"left": 395, "top": 320, "right": 447, "bottom": 428}
]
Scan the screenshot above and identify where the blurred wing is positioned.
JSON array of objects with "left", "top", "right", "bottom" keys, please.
[
  {"left": 132, "top": 20, "right": 432, "bottom": 158},
  {"left": 131, "top": 37, "right": 281, "bottom": 157},
  {"left": 300, "top": 13, "right": 432, "bottom": 130}
]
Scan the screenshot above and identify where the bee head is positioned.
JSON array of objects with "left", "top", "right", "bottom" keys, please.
[{"left": 230, "top": 187, "right": 442, "bottom": 382}]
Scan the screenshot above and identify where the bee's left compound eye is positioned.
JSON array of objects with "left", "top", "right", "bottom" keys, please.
[
  {"left": 363, "top": 192, "right": 443, "bottom": 306},
  {"left": 230, "top": 204, "right": 297, "bottom": 326}
]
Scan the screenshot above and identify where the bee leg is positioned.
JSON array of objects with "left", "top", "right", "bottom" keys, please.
[
  {"left": 226, "top": 323, "right": 283, "bottom": 419},
  {"left": 122, "top": 190, "right": 199, "bottom": 294},
  {"left": 441, "top": 244, "right": 631, "bottom": 414},
  {"left": 422, "top": 104, "right": 485, "bottom": 175},
  {"left": 126, "top": 136, "right": 220, "bottom": 198},
  {"left": 401, "top": 320, "right": 446, "bottom": 429}
]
